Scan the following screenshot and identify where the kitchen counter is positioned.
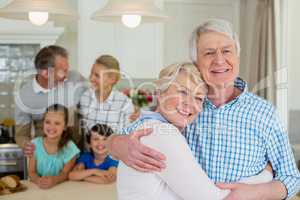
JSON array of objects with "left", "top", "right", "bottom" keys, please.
[
  {"left": 6, "top": 180, "right": 300, "bottom": 200},
  {"left": 6, "top": 181, "right": 117, "bottom": 200}
]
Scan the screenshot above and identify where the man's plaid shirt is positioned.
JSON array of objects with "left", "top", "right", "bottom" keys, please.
[{"left": 185, "top": 78, "right": 300, "bottom": 198}]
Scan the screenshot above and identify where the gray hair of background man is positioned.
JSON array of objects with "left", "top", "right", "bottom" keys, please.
[
  {"left": 34, "top": 45, "right": 68, "bottom": 70},
  {"left": 189, "top": 19, "right": 241, "bottom": 64}
]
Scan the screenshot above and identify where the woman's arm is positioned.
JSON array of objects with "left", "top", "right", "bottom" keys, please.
[{"left": 141, "top": 121, "right": 230, "bottom": 200}]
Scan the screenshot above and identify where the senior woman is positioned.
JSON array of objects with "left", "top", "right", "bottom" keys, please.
[{"left": 117, "top": 62, "right": 272, "bottom": 200}]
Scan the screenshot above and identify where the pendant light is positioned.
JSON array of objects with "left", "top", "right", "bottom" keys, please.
[
  {"left": 91, "top": 0, "right": 168, "bottom": 28},
  {"left": 0, "top": 0, "right": 77, "bottom": 26}
]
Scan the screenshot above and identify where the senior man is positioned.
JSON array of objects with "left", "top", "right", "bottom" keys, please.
[{"left": 107, "top": 19, "right": 300, "bottom": 199}]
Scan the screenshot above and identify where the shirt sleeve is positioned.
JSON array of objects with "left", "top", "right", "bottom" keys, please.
[
  {"left": 107, "top": 156, "right": 119, "bottom": 168},
  {"left": 76, "top": 152, "right": 88, "bottom": 165},
  {"left": 124, "top": 97, "right": 134, "bottom": 120},
  {"left": 63, "top": 141, "right": 80, "bottom": 163},
  {"left": 79, "top": 90, "right": 91, "bottom": 117},
  {"left": 141, "top": 121, "right": 230, "bottom": 200},
  {"left": 31, "top": 137, "right": 42, "bottom": 160},
  {"left": 266, "top": 110, "right": 300, "bottom": 199}
]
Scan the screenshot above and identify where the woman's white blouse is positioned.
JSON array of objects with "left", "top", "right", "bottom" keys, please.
[
  {"left": 117, "top": 119, "right": 272, "bottom": 200},
  {"left": 117, "top": 119, "right": 230, "bottom": 200}
]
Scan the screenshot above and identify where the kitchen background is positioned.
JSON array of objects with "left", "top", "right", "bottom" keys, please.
[{"left": 0, "top": 0, "right": 299, "bottom": 162}]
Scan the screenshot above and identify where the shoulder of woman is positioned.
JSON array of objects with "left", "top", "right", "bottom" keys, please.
[{"left": 137, "top": 120, "right": 181, "bottom": 136}]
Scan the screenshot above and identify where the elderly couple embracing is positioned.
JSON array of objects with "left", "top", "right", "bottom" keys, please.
[{"left": 108, "top": 19, "right": 300, "bottom": 200}]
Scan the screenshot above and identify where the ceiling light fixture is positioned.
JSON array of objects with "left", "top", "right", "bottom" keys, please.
[
  {"left": 0, "top": 0, "right": 77, "bottom": 26},
  {"left": 91, "top": 0, "right": 168, "bottom": 28}
]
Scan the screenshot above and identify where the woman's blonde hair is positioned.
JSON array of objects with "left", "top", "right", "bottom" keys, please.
[
  {"left": 94, "top": 55, "right": 121, "bottom": 82},
  {"left": 154, "top": 62, "right": 207, "bottom": 93}
]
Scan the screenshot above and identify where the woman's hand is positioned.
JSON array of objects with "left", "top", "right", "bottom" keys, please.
[{"left": 107, "top": 128, "right": 166, "bottom": 172}]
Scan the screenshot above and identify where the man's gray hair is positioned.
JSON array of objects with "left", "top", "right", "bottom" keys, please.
[{"left": 189, "top": 19, "right": 241, "bottom": 64}]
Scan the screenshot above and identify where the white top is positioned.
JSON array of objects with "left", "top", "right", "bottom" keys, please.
[
  {"left": 32, "top": 77, "right": 49, "bottom": 93},
  {"left": 117, "top": 119, "right": 273, "bottom": 200},
  {"left": 79, "top": 88, "right": 134, "bottom": 133}
]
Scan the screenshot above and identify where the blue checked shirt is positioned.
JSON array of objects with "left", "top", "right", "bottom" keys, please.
[
  {"left": 185, "top": 78, "right": 300, "bottom": 198},
  {"left": 123, "top": 78, "right": 300, "bottom": 198}
]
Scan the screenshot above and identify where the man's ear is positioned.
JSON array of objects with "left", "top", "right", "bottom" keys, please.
[
  {"left": 109, "top": 74, "right": 119, "bottom": 85},
  {"left": 39, "top": 69, "right": 49, "bottom": 79}
]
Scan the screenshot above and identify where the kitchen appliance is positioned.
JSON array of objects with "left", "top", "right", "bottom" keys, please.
[
  {"left": 0, "top": 143, "right": 25, "bottom": 179},
  {"left": 0, "top": 124, "right": 15, "bottom": 144}
]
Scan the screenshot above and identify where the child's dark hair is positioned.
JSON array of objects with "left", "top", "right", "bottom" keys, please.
[
  {"left": 86, "top": 124, "right": 114, "bottom": 144},
  {"left": 43, "top": 104, "right": 71, "bottom": 150}
]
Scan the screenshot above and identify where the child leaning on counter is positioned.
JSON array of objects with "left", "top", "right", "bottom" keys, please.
[
  {"left": 69, "top": 124, "right": 118, "bottom": 184},
  {"left": 28, "top": 104, "right": 80, "bottom": 189}
]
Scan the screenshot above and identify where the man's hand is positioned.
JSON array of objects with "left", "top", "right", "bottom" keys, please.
[
  {"left": 216, "top": 183, "right": 263, "bottom": 200},
  {"left": 23, "top": 142, "right": 35, "bottom": 157},
  {"left": 217, "top": 179, "right": 287, "bottom": 200},
  {"left": 107, "top": 128, "right": 166, "bottom": 172}
]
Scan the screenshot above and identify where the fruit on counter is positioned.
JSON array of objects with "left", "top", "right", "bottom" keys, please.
[{"left": 0, "top": 175, "right": 20, "bottom": 189}]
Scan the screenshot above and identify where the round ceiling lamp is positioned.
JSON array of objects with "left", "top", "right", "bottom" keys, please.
[
  {"left": 91, "top": 0, "right": 168, "bottom": 28},
  {"left": 0, "top": 0, "right": 78, "bottom": 26}
]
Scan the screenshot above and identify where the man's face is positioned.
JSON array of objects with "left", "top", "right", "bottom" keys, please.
[
  {"left": 50, "top": 55, "right": 70, "bottom": 84},
  {"left": 196, "top": 32, "right": 239, "bottom": 87}
]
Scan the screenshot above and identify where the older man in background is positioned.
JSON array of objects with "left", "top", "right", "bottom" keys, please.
[
  {"left": 15, "top": 45, "right": 87, "bottom": 150},
  {"left": 107, "top": 19, "right": 300, "bottom": 199}
]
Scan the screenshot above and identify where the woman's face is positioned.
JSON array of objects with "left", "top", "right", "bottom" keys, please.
[
  {"left": 43, "top": 111, "right": 66, "bottom": 140},
  {"left": 89, "top": 64, "right": 115, "bottom": 91},
  {"left": 89, "top": 131, "right": 108, "bottom": 156},
  {"left": 157, "top": 72, "right": 206, "bottom": 130}
]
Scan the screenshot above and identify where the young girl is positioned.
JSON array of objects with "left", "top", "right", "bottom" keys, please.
[
  {"left": 28, "top": 104, "right": 80, "bottom": 189},
  {"left": 69, "top": 124, "right": 118, "bottom": 184}
]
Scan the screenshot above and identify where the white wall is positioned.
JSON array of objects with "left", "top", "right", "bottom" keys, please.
[
  {"left": 56, "top": 26, "right": 78, "bottom": 71},
  {"left": 164, "top": 0, "right": 240, "bottom": 67},
  {"left": 77, "top": 0, "right": 164, "bottom": 79},
  {"left": 288, "top": 0, "right": 300, "bottom": 110}
]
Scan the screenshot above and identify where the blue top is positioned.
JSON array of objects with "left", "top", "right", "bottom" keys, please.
[
  {"left": 32, "top": 137, "right": 80, "bottom": 176},
  {"left": 122, "top": 78, "right": 300, "bottom": 198},
  {"left": 76, "top": 152, "right": 118, "bottom": 170},
  {"left": 122, "top": 111, "right": 169, "bottom": 134}
]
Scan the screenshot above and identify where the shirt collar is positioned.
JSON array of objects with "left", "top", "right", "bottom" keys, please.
[
  {"left": 204, "top": 77, "right": 248, "bottom": 110},
  {"left": 139, "top": 111, "right": 169, "bottom": 123},
  {"left": 32, "top": 76, "right": 50, "bottom": 94},
  {"left": 91, "top": 89, "right": 115, "bottom": 104}
]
